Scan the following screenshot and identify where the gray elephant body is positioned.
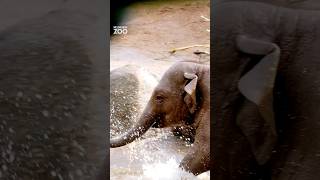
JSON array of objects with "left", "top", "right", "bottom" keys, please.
[
  {"left": 110, "top": 62, "right": 210, "bottom": 175},
  {"left": 0, "top": 4, "right": 106, "bottom": 180},
  {"left": 213, "top": 1, "right": 320, "bottom": 180}
]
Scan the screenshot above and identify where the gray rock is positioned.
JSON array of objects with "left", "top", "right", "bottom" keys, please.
[{"left": 110, "top": 65, "right": 158, "bottom": 137}]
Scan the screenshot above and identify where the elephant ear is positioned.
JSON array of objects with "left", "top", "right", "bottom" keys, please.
[
  {"left": 184, "top": 72, "right": 198, "bottom": 114},
  {"left": 236, "top": 35, "right": 280, "bottom": 165}
]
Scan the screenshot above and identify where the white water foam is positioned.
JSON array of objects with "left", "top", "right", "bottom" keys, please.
[
  {"left": 142, "top": 158, "right": 210, "bottom": 180},
  {"left": 110, "top": 130, "right": 210, "bottom": 180}
]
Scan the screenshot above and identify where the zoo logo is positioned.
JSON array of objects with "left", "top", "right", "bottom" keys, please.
[{"left": 113, "top": 26, "right": 128, "bottom": 35}]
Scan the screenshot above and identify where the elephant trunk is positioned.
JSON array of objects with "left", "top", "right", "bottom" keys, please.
[{"left": 110, "top": 107, "right": 156, "bottom": 148}]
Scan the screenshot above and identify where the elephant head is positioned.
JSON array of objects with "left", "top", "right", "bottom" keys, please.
[{"left": 110, "top": 62, "right": 209, "bottom": 148}]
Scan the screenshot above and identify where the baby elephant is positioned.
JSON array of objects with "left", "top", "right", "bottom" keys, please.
[{"left": 110, "top": 61, "right": 210, "bottom": 175}]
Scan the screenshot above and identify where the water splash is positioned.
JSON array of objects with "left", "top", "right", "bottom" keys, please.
[
  {"left": 142, "top": 158, "right": 196, "bottom": 180},
  {"left": 110, "top": 130, "right": 210, "bottom": 180}
]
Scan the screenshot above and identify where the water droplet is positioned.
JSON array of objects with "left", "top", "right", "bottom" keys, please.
[
  {"left": 76, "top": 169, "right": 83, "bottom": 176},
  {"left": 35, "top": 94, "right": 42, "bottom": 100},
  {"left": 26, "top": 135, "right": 32, "bottom": 140},
  {"left": 42, "top": 110, "right": 49, "bottom": 117},
  {"left": 17, "top": 91, "right": 23, "bottom": 97},
  {"left": 58, "top": 174, "right": 64, "bottom": 180},
  {"left": 51, "top": 171, "right": 57, "bottom": 177},
  {"left": 8, "top": 128, "right": 14, "bottom": 134},
  {"left": 2, "top": 165, "right": 7, "bottom": 171},
  {"left": 8, "top": 153, "right": 15, "bottom": 162},
  {"left": 79, "top": 94, "right": 87, "bottom": 100}
]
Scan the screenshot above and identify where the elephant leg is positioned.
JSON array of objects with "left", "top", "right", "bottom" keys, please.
[{"left": 180, "top": 128, "right": 210, "bottom": 175}]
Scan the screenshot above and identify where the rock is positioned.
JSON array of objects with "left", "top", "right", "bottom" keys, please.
[{"left": 110, "top": 65, "right": 158, "bottom": 137}]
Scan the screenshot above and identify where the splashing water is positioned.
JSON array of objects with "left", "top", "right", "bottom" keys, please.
[
  {"left": 110, "top": 129, "right": 210, "bottom": 180},
  {"left": 143, "top": 158, "right": 210, "bottom": 180}
]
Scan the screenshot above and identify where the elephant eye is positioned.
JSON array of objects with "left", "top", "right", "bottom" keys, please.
[{"left": 155, "top": 95, "right": 164, "bottom": 103}]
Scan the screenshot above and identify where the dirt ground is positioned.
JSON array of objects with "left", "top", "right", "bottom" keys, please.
[{"left": 111, "top": 0, "right": 210, "bottom": 76}]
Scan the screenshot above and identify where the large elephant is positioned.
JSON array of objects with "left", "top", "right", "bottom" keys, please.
[
  {"left": 110, "top": 61, "right": 210, "bottom": 175},
  {"left": 213, "top": 1, "right": 320, "bottom": 179},
  {"left": 0, "top": 1, "right": 107, "bottom": 179}
]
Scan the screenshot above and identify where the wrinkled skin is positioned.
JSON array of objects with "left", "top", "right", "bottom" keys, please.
[
  {"left": 110, "top": 62, "right": 210, "bottom": 175},
  {"left": 213, "top": 1, "right": 320, "bottom": 180},
  {"left": 0, "top": 1, "right": 107, "bottom": 180}
]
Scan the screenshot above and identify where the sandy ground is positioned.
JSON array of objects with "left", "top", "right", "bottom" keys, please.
[
  {"left": 110, "top": 0, "right": 210, "bottom": 179},
  {"left": 111, "top": 0, "right": 210, "bottom": 76}
]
